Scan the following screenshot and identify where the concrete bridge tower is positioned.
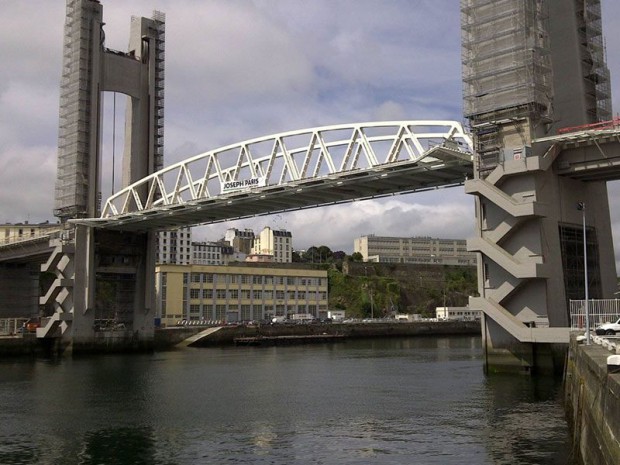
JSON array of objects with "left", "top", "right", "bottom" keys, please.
[
  {"left": 462, "top": 0, "right": 617, "bottom": 373},
  {"left": 43, "top": 0, "right": 165, "bottom": 351}
]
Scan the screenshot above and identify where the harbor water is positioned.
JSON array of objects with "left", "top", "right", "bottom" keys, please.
[{"left": 0, "top": 336, "right": 573, "bottom": 464}]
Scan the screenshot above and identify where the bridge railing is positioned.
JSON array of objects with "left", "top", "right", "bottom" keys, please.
[
  {"left": 569, "top": 299, "right": 620, "bottom": 330},
  {"left": 0, "top": 318, "right": 29, "bottom": 336},
  {"left": 100, "top": 121, "right": 473, "bottom": 218}
]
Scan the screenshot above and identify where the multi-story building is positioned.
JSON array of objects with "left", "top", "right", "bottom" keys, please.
[
  {"left": 155, "top": 263, "right": 328, "bottom": 326},
  {"left": 435, "top": 306, "right": 481, "bottom": 321},
  {"left": 353, "top": 234, "right": 476, "bottom": 266},
  {"left": 0, "top": 221, "right": 62, "bottom": 245},
  {"left": 156, "top": 227, "right": 192, "bottom": 264},
  {"left": 252, "top": 227, "right": 292, "bottom": 263},
  {"left": 192, "top": 241, "right": 245, "bottom": 265},
  {"left": 224, "top": 228, "right": 255, "bottom": 255}
]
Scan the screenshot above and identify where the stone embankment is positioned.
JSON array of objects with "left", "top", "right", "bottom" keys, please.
[
  {"left": 565, "top": 335, "right": 620, "bottom": 465},
  {"left": 155, "top": 320, "right": 481, "bottom": 348},
  {"left": 0, "top": 321, "right": 480, "bottom": 355}
]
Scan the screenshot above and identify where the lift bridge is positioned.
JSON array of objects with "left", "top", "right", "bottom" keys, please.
[
  {"left": 0, "top": 120, "right": 473, "bottom": 352},
  {"left": 3, "top": 0, "right": 620, "bottom": 373}
]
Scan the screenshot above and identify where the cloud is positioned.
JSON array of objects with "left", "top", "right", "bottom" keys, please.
[
  {"left": 0, "top": 145, "right": 57, "bottom": 223},
  {"left": 192, "top": 189, "right": 474, "bottom": 253}
]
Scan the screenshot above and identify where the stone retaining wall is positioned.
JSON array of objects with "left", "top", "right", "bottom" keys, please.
[{"left": 565, "top": 336, "right": 620, "bottom": 465}]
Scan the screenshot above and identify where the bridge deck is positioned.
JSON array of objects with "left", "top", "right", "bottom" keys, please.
[
  {"left": 74, "top": 146, "right": 472, "bottom": 231},
  {"left": 534, "top": 128, "right": 620, "bottom": 181}
]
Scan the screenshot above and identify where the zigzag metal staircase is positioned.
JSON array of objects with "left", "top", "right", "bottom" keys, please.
[
  {"left": 466, "top": 151, "right": 569, "bottom": 344},
  {"left": 37, "top": 238, "right": 74, "bottom": 338}
]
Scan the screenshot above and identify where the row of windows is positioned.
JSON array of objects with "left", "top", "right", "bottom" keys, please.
[
  {"left": 2, "top": 228, "right": 37, "bottom": 237},
  {"left": 182, "top": 273, "right": 325, "bottom": 286},
  {"left": 160, "top": 246, "right": 191, "bottom": 253},
  {"left": 188, "top": 288, "right": 327, "bottom": 300},
  {"left": 193, "top": 252, "right": 221, "bottom": 259},
  {"left": 167, "top": 303, "right": 329, "bottom": 320}
]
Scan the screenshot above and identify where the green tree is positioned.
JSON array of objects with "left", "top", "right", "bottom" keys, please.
[{"left": 350, "top": 252, "right": 363, "bottom": 262}]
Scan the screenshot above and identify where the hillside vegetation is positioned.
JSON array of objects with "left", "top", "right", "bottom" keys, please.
[{"left": 328, "top": 262, "right": 478, "bottom": 319}]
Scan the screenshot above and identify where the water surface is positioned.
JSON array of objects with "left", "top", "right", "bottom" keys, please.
[{"left": 0, "top": 336, "right": 573, "bottom": 464}]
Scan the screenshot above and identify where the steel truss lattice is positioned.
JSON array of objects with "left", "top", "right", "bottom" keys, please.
[{"left": 82, "top": 121, "right": 472, "bottom": 230}]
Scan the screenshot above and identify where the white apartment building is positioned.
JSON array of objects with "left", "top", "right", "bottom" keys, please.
[
  {"left": 224, "top": 228, "right": 255, "bottom": 255},
  {"left": 156, "top": 227, "right": 192, "bottom": 264},
  {"left": 252, "top": 227, "right": 292, "bottom": 263},
  {"left": 192, "top": 241, "right": 246, "bottom": 265},
  {"left": 192, "top": 241, "right": 229, "bottom": 265},
  {"left": 436, "top": 306, "right": 481, "bottom": 321},
  {"left": 354, "top": 234, "right": 476, "bottom": 266}
]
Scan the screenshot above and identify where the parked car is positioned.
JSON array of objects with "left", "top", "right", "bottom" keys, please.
[
  {"left": 23, "top": 318, "right": 40, "bottom": 333},
  {"left": 595, "top": 317, "right": 620, "bottom": 335}
]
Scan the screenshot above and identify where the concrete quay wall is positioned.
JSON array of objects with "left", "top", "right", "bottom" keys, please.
[
  {"left": 158, "top": 320, "right": 481, "bottom": 348},
  {"left": 565, "top": 336, "right": 620, "bottom": 465},
  {"left": 0, "top": 321, "right": 480, "bottom": 355}
]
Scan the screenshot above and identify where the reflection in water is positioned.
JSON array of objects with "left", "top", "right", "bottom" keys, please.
[
  {"left": 78, "top": 427, "right": 156, "bottom": 465},
  {"left": 0, "top": 337, "right": 573, "bottom": 464},
  {"left": 483, "top": 376, "right": 572, "bottom": 465}
]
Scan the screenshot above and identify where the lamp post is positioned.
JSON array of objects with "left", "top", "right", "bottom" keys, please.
[{"left": 578, "top": 201, "right": 590, "bottom": 345}]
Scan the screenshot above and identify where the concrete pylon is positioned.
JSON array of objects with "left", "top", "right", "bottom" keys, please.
[
  {"left": 461, "top": 0, "right": 617, "bottom": 374},
  {"left": 48, "top": 1, "right": 165, "bottom": 353}
]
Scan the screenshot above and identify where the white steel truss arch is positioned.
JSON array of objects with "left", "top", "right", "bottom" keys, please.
[{"left": 81, "top": 121, "right": 473, "bottom": 230}]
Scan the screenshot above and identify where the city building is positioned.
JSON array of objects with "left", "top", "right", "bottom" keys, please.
[
  {"left": 252, "top": 227, "right": 292, "bottom": 263},
  {"left": 192, "top": 241, "right": 245, "bottom": 265},
  {"left": 0, "top": 221, "right": 62, "bottom": 245},
  {"left": 156, "top": 227, "right": 192, "bottom": 264},
  {"left": 436, "top": 306, "right": 481, "bottom": 321},
  {"left": 224, "top": 228, "right": 255, "bottom": 255},
  {"left": 155, "top": 263, "right": 328, "bottom": 326},
  {"left": 353, "top": 234, "right": 476, "bottom": 266}
]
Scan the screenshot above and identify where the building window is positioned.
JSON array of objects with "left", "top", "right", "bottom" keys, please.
[{"left": 215, "top": 305, "right": 226, "bottom": 320}]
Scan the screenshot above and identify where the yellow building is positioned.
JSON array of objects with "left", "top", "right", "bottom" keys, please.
[
  {"left": 156, "top": 263, "right": 328, "bottom": 326},
  {"left": 0, "top": 221, "right": 62, "bottom": 245}
]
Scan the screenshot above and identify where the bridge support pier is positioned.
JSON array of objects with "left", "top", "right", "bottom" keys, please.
[
  {"left": 481, "top": 314, "right": 567, "bottom": 376},
  {"left": 0, "top": 263, "right": 39, "bottom": 319},
  {"left": 68, "top": 226, "right": 156, "bottom": 354}
]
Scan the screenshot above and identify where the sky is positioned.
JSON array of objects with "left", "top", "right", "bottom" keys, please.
[{"left": 1, "top": 0, "right": 620, "bottom": 258}]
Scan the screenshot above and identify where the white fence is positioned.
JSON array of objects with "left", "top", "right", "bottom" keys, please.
[{"left": 569, "top": 299, "right": 620, "bottom": 330}]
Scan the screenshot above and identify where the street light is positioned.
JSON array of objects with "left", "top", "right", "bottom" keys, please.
[{"left": 577, "top": 201, "right": 590, "bottom": 345}]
